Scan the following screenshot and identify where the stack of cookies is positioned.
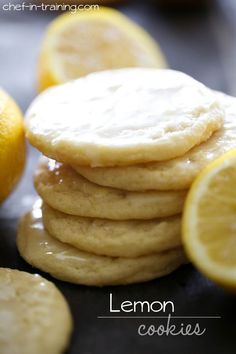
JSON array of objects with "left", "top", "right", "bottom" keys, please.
[{"left": 18, "top": 68, "right": 235, "bottom": 286}]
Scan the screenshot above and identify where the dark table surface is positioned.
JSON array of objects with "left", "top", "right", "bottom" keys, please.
[{"left": 1, "top": 1, "right": 236, "bottom": 353}]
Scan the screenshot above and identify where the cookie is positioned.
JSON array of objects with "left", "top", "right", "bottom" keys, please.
[
  {"left": 74, "top": 93, "right": 236, "bottom": 191},
  {"left": 0, "top": 268, "right": 72, "bottom": 354},
  {"left": 17, "top": 203, "right": 187, "bottom": 286},
  {"left": 35, "top": 158, "right": 187, "bottom": 220},
  {"left": 42, "top": 202, "right": 181, "bottom": 257},
  {"left": 25, "top": 68, "right": 223, "bottom": 167}
]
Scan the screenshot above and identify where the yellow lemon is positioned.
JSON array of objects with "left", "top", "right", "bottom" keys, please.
[
  {"left": 37, "top": 7, "right": 167, "bottom": 91},
  {"left": 182, "top": 148, "right": 236, "bottom": 288},
  {"left": 0, "top": 89, "right": 26, "bottom": 204}
]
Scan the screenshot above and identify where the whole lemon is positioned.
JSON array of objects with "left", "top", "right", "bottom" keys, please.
[{"left": 0, "top": 89, "right": 26, "bottom": 203}]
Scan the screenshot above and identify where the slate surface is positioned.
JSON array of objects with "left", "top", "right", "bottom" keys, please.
[{"left": 0, "top": 1, "right": 236, "bottom": 353}]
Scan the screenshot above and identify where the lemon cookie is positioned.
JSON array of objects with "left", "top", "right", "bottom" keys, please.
[
  {"left": 0, "top": 268, "right": 72, "bottom": 354},
  {"left": 25, "top": 69, "right": 223, "bottom": 167},
  {"left": 17, "top": 204, "right": 186, "bottom": 286},
  {"left": 74, "top": 93, "right": 236, "bottom": 191},
  {"left": 35, "top": 158, "right": 187, "bottom": 220},
  {"left": 42, "top": 202, "right": 181, "bottom": 257}
]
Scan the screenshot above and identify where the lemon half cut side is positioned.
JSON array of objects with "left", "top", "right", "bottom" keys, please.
[
  {"left": 37, "top": 7, "right": 167, "bottom": 91},
  {"left": 182, "top": 148, "right": 236, "bottom": 288}
]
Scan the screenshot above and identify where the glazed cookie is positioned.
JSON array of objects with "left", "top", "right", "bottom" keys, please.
[
  {"left": 34, "top": 158, "right": 187, "bottom": 220},
  {"left": 25, "top": 68, "right": 223, "bottom": 167},
  {"left": 74, "top": 93, "right": 236, "bottom": 191},
  {"left": 17, "top": 204, "right": 186, "bottom": 286},
  {"left": 42, "top": 202, "right": 181, "bottom": 257},
  {"left": 0, "top": 268, "right": 72, "bottom": 354}
]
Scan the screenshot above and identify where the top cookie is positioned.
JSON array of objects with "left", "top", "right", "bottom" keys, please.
[
  {"left": 74, "top": 92, "right": 236, "bottom": 190},
  {"left": 25, "top": 68, "right": 223, "bottom": 167}
]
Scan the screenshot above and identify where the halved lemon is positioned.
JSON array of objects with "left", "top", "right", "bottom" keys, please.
[
  {"left": 182, "top": 148, "right": 236, "bottom": 288},
  {"left": 37, "top": 7, "right": 167, "bottom": 91}
]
